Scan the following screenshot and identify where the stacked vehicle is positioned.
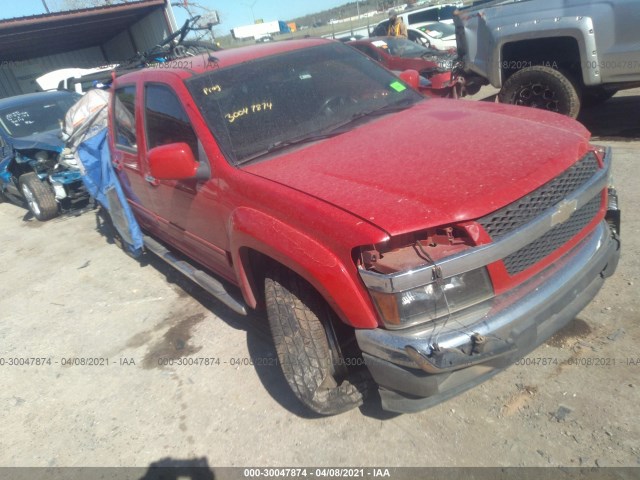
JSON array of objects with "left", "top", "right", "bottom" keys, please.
[{"left": 0, "top": 91, "right": 87, "bottom": 220}]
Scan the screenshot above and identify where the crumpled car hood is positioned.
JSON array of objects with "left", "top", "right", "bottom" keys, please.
[
  {"left": 244, "top": 99, "right": 591, "bottom": 236},
  {"left": 11, "top": 129, "right": 64, "bottom": 153}
]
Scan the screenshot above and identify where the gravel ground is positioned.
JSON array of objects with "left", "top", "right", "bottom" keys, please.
[{"left": 0, "top": 90, "right": 638, "bottom": 473}]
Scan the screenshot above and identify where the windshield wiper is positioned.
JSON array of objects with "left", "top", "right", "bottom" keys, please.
[
  {"left": 349, "top": 98, "right": 416, "bottom": 122},
  {"left": 236, "top": 130, "right": 345, "bottom": 166},
  {"left": 235, "top": 99, "right": 416, "bottom": 166}
]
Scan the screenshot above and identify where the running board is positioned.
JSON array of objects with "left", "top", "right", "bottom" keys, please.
[{"left": 143, "top": 235, "right": 248, "bottom": 316}]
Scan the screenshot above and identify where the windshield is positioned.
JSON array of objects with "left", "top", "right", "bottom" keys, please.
[
  {"left": 418, "top": 23, "right": 456, "bottom": 38},
  {"left": 0, "top": 94, "right": 78, "bottom": 138},
  {"left": 375, "top": 37, "right": 432, "bottom": 58},
  {"left": 186, "top": 43, "right": 423, "bottom": 165}
]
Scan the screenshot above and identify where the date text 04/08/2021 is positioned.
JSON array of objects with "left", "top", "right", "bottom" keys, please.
[{"left": 243, "top": 468, "right": 391, "bottom": 478}]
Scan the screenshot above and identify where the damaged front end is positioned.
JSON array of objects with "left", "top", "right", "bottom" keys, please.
[
  {"left": 358, "top": 225, "right": 494, "bottom": 330},
  {"left": 9, "top": 146, "right": 88, "bottom": 211},
  {"left": 354, "top": 148, "right": 621, "bottom": 413}
]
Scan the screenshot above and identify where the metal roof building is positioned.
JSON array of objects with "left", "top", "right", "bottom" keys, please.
[{"left": 0, "top": 0, "right": 177, "bottom": 98}]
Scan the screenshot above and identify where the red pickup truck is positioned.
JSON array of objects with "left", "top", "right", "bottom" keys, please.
[{"left": 108, "top": 39, "right": 620, "bottom": 415}]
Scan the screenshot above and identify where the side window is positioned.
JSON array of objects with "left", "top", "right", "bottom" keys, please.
[
  {"left": 372, "top": 20, "right": 388, "bottom": 37},
  {"left": 408, "top": 10, "right": 439, "bottom": 25},
  {"left": 145, "top": 84, "right": 199, "bottom": 160},
  {"left": 114, "top": 86, "right": 137, "bottom": 150},
  {"left": 353, "top": 44, "right": 382, "bottom": 62},
  {"left": 438, "top": 6, "right": 457, "bottom": 22}
]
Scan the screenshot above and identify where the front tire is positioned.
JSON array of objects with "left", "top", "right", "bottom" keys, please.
[
  {"left": 265, "top": 267, "right": 370, "bottom": 415},
  {"left": 499, "top": 66, "right": 581, "bottom": 118},
  {"left": 19, "top": 173, "right": 58, "bottom": 221}
]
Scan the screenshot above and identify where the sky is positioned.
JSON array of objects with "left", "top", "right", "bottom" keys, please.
[{"left": 0, "top": 0, "right": 355, "bottom": 34}]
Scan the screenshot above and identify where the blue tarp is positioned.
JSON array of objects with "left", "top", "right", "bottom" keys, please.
[{"left": 77, "top": 128, "right": 144, "bottom": 257}]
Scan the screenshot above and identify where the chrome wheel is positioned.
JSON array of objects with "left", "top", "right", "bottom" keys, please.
[{"left": 21, "top": 183, "right": 41, "bottom": 217}]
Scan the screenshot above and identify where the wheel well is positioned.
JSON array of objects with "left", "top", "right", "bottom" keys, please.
[
  {"left": 240, "top": 248, "right": 356, "bottom": 333},
  {"left": 241, "top": 247, "right": 325, "bottom": 313},
  {"left": 241, "top": 247, "right": 271, "bottom": 311},
  {"left": 501, "top": 37, "right": 582, "bottom": 84},
  {"left": 7, "top": 159, "right": 32, "bottom": 179}
]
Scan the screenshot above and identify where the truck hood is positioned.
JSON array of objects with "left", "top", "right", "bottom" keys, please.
[
  {"left": 244, "top": 99, "right": 591, "bottom": 236},
  {"left": 11, "top": 130, "right": 64, "bottom": 153}
]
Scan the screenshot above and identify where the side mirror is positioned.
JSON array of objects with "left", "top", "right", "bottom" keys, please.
[
  {"left": 399, "top": 69, "right": 420, "bottom": 90},
  {"left": 148, "top": 143, "right": 200, "bottom": 180}
]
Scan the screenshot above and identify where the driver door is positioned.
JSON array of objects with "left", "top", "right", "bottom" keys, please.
[{"left": 141, "top": 81, "right": 233, "bottom": 278}]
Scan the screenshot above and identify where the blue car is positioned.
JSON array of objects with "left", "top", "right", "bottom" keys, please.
[{"left": 0, "top": 91, "right": 87, "bottom": 220}]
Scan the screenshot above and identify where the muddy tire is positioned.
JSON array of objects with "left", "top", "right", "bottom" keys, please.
[
  {"left": 265, "top": 266, "right": 371, "bottom": 415},
  {"left": 19, "top": 173, "right": 58, "bottom": 221},
  {"left": 499, "top": 66, "right": 581, "bottom": 118}
]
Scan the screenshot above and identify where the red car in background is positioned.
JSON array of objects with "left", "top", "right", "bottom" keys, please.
[{"left": 348, "top": 37, "right": 456, "bottom": 97}]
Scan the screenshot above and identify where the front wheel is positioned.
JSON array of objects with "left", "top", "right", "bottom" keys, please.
[
  {"left": 19, "top": 173, "right": 58, "bottom": 221},
  {"left": 499, "top": 66, "right": 581, "bottom": 118},
  {"left": 265, "top": 267, "right": 371, "bottom": 415}
]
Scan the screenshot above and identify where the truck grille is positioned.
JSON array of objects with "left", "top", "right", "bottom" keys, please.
[
  {"left": 479, "top": 152, "right": 599, "bottom": 238},
  {"left": 503, "top": 195, "right": 602, "bottom": 275}
]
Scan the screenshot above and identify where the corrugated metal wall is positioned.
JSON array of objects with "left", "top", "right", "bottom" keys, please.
[
  {"left": 130, "top": 9, "right": 170, "bottom": 54},
  {"left": 0, "top": 66, "right": 22, "bottom": 98},
  {"left": 0, "top": 4, "right": 172, "bottom": 99},
  {"left": 102, "top": 9, "right": 171, "bottom": 63},
  {"left": 9, "top": 46, "right": 105, "bottom": 94},
  {"left": 103, "top": 30, "right": 136, "bottom": 63}
]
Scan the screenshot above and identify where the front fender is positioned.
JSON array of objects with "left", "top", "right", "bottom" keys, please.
[
  {"left": 459, "top": 11, "right": 598, "bottom": 87},
  {"left": 229, "top": 207, "right": 380, "bottom": 329},
  {"left": 493, "top": 18, "right": 597, "bottom": 87}
]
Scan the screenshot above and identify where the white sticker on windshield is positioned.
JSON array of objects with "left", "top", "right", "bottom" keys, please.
[
  {"left": 372, "top": 40, "right": 388, "bottom": 48},
  {"left": 5, "top": 111, "right": 30, "bottom": 127}
]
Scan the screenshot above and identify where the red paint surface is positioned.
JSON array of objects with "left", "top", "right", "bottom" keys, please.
[
  {"left": 246, "top": 99, "right": 590, "bottom": 236},
  {"left": 109, "top": 38, "right": 597, "bottom": 329}
]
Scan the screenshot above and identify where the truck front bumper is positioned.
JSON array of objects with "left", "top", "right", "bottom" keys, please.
[{"left": 355, "top": 219, "right": 620, "bottom": 413}]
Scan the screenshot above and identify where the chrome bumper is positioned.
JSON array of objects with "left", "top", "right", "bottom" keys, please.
[{"left": 356, "top": 219, "right": 620, "bottom": 413}]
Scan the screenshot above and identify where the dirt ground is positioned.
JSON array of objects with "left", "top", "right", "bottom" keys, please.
[{"left": 0, "top": 89, "right": 639, "bottom": 473}]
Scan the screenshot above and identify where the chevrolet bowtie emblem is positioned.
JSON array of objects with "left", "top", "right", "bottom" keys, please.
[{"left": 551, "top": 199, "right": 578, "bottom": 226}]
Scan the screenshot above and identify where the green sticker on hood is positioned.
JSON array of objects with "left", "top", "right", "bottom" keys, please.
[{"left": 390, "top": 81, "right": 407, "bottom": 92}]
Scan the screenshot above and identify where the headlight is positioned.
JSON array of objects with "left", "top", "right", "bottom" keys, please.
[{"left": 369, "top": 268, "right": 494, "bottom": 330}]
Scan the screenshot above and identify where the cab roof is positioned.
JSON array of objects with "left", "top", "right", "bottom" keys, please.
[{"left": 116, "top": 38, "right": 333, "bottom": 82}]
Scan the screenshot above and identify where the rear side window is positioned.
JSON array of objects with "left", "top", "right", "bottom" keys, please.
[
  {"left": 145, "top": 84, "right": 199, "bottom": 160},
  {"left": 438, "top": 6, "right": 457, "bottom": 21},
  {"left": 408, "top": 9, "right": 439, "bottom": 24},
  {"left": 114, "top": 86, "right": 137, "bottom": 150},
  {"left": 372, "top": 20, "right": 389, "bottom": 36},
  {"left": 352, "top": 44, "right": 382, "bottom": 62},
  {"left": 407, "top": 6, "right": 457, "bottom": 25}
]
